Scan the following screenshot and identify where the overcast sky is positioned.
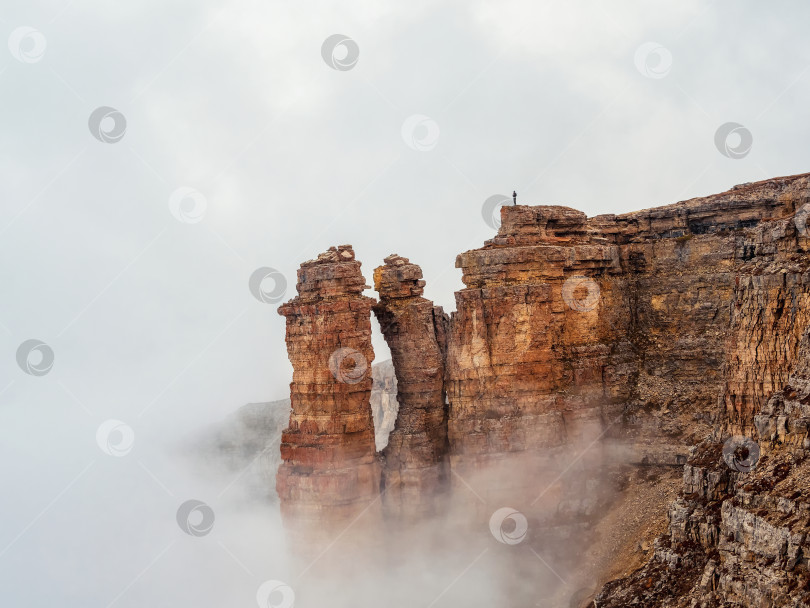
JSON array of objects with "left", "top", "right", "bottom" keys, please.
[{"left": 2, "top": 0, "right": 809, "bottom": 605}]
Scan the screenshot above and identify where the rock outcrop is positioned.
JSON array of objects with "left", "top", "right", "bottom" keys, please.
[
  {"left": 446, "top": 175, "right": 810, "bottom": 504},
  {"left": 372, "top": 254, "right": 450, "bottom": 519},
  {"left": 448, "top": 206, "right": 622, "bottom": 467},
  {"left": 597, "top": 327, "right": 810, "bottom": 607},
  {"left": 722, "top": 198, "right": 810, "bottom": 434},
  {"left": 276, "top": 245, "right": 381, "bottom": 551},
  {"left": 273, "top": 173, "right": 810, "bottom": 605}
]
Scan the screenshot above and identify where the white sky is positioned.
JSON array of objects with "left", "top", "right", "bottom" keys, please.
[{"left": 1, "top": 1, "right": 809, "bottom": 605}]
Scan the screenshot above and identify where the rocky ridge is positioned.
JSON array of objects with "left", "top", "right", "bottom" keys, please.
[
  {"left": 273, "top": 173, "right": 810, "bottom": 605},
  {"left": 597, "top": 327, "right": 810, "bottom": 607}
]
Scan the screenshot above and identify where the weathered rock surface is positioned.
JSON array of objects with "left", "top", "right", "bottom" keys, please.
[
  {"left": 448, "top": 206, "right": 622, "bottom": 465},
  {"left": 276, "top": 245, "right": 381, "bottom": 550},
  {"left": 597, "top": 329, "right": 810, "bottom": 607},
  {"left": 372, "top": 254, "right": 450, "bottom": 518},
  {"left": 722, "top": 203, "right": 810, "bottom": 434},
  {"left": 273, "top": 173, "right": 810, "bottom": 605},
  {"left": 594, "top": 176, "right": 810, "bottom": 607},
  {"left": 447, "top": 174, "right": 810, "bottom": 505}
]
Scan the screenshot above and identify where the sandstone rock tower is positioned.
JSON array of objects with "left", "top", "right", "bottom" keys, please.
[
  {"left": 446, "top": 206, "right": 623, "bottom": 508},
  {"left": 276, "top": 245, "right": 381, "bottom": 551},
  {"left": 271, "top": 174, "right": 810, "bottom": 606},
  {"left": 372, "top": 255, "right": 450, "bottom": 519}
]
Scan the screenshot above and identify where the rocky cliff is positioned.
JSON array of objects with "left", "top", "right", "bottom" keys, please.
[
  {"left": 450, "top": 174, "right": 810, "bottom": 470},
  {"left": 597, "top": 326, "right": 810, "bottom": 607},
  {"left": 276, "top": 245, "right": 381, "bottom": 553},
  {"left": 274, "top": 173, "right": 810, "bottom": 604}
]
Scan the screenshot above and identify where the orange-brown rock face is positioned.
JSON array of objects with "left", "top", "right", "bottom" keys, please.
[
  {"left": 720, "top": 186, "right": 810, "bottom": 433},
  {"left": 372, "top": 255, "right": 450, "bottom": 519},
  {"left": 272, "top": 174, "right": 810, "bottom": 602},
  {"left": 446, "top": 206, "right": 629, "bottom": 513},
  {"left": 448, "top": 206, "right": 624, "bottom": 458},
  {"left": 276, "top": 245, "right": 381, "bottom": 553},
  {"left": 598, "top": 327, "right": 810, "bottom": 608},
  {"left": 446, "top": 174, "right": 810, "bottom": 505}
]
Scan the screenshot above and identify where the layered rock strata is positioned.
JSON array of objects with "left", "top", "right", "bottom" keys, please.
[
  {"left": 274, "top": 174, "right": 810, "bottom": 602},
  {"left": 372, "top": 254, "right": 450, "bottom": 519},
  {"left": 721, "top": 195, "right": 810, "bottom": 434},
  {"left": 597, "top": 328, "right": 810, "bottom": 608},
  {"left": 446, "top": 175, "right": 810, "bottom": 509},
  {"left": 276, "top": 245, "right": 380, "bottom": 550},
  {"left": 594, "top": 181, "right": 810, "bottom": 606}
]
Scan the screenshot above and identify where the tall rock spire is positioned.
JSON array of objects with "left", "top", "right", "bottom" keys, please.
[
  {"left": 276, "top": 245, "right": 381, "bottom": 555},
  {"left": 372, "top": 254, "right": 450, "bottom": 519}
]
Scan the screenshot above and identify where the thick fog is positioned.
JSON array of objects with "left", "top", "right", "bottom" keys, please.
[{"left": 2, "top": 0, "right": 809, "bottom": 606}]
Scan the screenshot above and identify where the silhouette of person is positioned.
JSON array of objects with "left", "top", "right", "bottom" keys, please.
[{"left": 512, "top": 190, "right": 517, "bottom": 206}]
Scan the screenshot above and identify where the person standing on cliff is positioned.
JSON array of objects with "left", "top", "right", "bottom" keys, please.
[{"left": 512, "top": 190, "right": 517, "bottom": 205}]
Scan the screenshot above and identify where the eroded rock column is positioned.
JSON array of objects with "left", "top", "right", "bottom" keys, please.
[
  {"left": 372, "top": 255, "right": 450, "bottom": 519},
  {"left": 276, "top": 245, "right": 381, "bottom": 552},
  {"left": 447, "top": 207, "right": 624, "bottom": 459}
]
